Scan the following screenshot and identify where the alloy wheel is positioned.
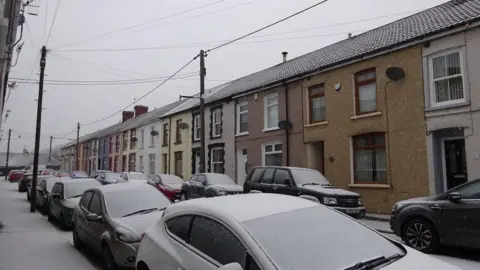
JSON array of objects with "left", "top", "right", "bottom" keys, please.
[
  {"left": 405, "top": 222, "right": 433, "bottom": 250},
  {"left": 103, "top": 245, "right": 118, "bottom": 270}
]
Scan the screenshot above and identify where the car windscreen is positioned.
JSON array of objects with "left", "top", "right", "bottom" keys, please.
[
  {"left": 45, "top": 179, "right": 59, "bottom": 193},
  {"left": 290, "top": 168, "right": 330, "bottom": 186},
  {"left": 161, "top": 175, "right": 184, "bottom": 185},
  {"left": 128, "top": 173, "right": 148, "bottom": 180},
  {"left": 72, "top": 171, "right": 88, "bottom": 178},
  {"left": 105, "top": 173, "right": 120, "bottom": 180},
  {"left": 206, "top": 174, "right": 235, "bottom": 185},
  {"left": 243, "top": 206, "right": 404, "bottom": 270},
  {"left": 103, "top": 186, "right": 171, "bottom": 218},
  {"left": 64, "top": 182, "right": 101, "bottom": 198}
]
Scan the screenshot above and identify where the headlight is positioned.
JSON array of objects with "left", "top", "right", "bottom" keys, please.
[
  {"left": 322, "top": 197, "right": 337, "bottom": 205},
  {"left": 114, "top": 227, "right": 141, "bottom": 243},
  {"left": 392, "top": 203, "right": 403, "bottom": 212},
  {"left": 218, "top": 190, "right": 228, "bottom": 196},
  {"left": 358, "top": 198, "right": 363, "bottom": 206}
]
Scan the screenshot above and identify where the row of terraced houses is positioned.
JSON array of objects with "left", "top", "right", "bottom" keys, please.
[{"left": 61, "top": 0, "right": 480, "bottom": 213}]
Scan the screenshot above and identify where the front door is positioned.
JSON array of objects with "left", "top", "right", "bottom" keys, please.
[
  {"left": 444, "top": 139, "right": 467, "bottom": 190},
  {"left": 236, "top": 149, "right": 248, "bottom": 185}
]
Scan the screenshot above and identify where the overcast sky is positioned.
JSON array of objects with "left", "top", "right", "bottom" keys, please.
[{"left": 1, "top": 0, "right": 448, "bottom": 153}]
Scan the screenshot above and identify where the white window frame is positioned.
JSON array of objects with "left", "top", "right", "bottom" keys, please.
[
  {"left": 262, "top": 141, "right": 282, "bottom": 166},
  {"left": 263, "top": 93, "right": 279, "bottom": 131},
  {"left": 194, "top": 115, "right": 200, "bottom": 141},
  {"left": 140, "top": 129, "right": 145, "bottom": 149},
  {"left": 212, "top": 109, "right": 222, "bottom": 137},
  {"left": 211, "top": 147, "right": 224, "bottom": 173},
  {"left": 138, "top": 155, "right": 144, "bottom": 173},
  {"left": 236, "top": 102, "right": 248, "bottom": 135},
  {"left": 149, "top": 154, "right": 155, "bottom": 175},
  {"left": 428, "top": 48, "right": 466, "bottom": 107}
]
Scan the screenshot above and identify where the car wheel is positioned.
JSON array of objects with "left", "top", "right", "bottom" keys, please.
[
  {"left": 402, "top": 218, "right": 439, "bottom": 253},
  {"left": 180, "top": 192, "right": 188, "bottom": 201},
  {"left": 102, "top": 244, "right": 119, "bottom": 270},
  {"left": 205, "top": 192, "right": 215, "bottom": 197},
  {"left": 72, "top": 225, "right": 82, "bottom": 250}
]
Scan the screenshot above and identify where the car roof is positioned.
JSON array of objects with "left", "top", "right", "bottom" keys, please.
[
  {"left": 250, "top": 166, "right": 315, "bottom": 171},
  {"left": 93, "top": 182, "right": 153, "bottom": 194},
  {"left": 165, "top": 193, "right": 319, "bottom": 222},
  {"left": 57, "top": 178, "right": 98, "bottom": 185}
]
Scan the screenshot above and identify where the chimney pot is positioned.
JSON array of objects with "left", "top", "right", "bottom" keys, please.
[
  {"left": 282, "top": 51, "right": 288, "bottom": 63},
  {"left": 348, "top": 33, "right": 352, "bottom": 39}
]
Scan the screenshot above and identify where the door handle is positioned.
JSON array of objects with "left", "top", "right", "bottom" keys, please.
[{"left": 431, "top": 206, "right": 441, "bottom": 211}]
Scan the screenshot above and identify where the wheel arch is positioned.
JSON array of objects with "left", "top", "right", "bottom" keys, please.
[
  {"left": 401, "top": 214, "right": 439, "bottom": 240},
  {"left": 136, "top": 260, "right": 150, "bottom": 270}
]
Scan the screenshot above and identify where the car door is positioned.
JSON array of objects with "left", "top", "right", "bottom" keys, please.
[
  {"left": 187, "top": 175, "right": 198, "bottom": 198},
  {"left": 84, "top": 191, "right": 106, "bottom": 253},
  {"left": 50, "top": 183, "right": 63, "bottom": 218},
  {"left": 243, "top": 168, "right": 265, "bottom": 193},
  {"left": 257, "top": 168, "right": 275, "bottom": 193},
  {"left": 272, "top": 169, "right": 298, "bottom": 196},
  {"left": 196, "top": 175, "right": 207, "bottom": 197},
  {"left": 76, "top": 191, "right": 94, "bottom": 243},
  {"left": 36, "top": 180, "right": 46, "bottom": 207}
]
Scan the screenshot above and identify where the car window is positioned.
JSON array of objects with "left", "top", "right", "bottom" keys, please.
[
  {"left": 89, "top": 193, "right": 102, "bottom": 214},
  {"left": 166, "top": 215, "right": 192, "bottom": 242},
  {"left": 40, "top": 180, "right": 46, "bottom": 190},
  {"left": 273, "top": 169, "right": 291, "bottom": 185},
  {"left": 456, "top": 181, "right": 480, "bottom": 200},
  {"left": 58, "top": 185, "right": 64, "bottom": 197},
  {"left": 81, "top": 191, "right": 93, "bottom": 209},
  {"left": 189, "top": 216, "right": 247, "bottom": 267},
  {"left": 51, "top": 183, "right": 59, "bottom": 194},
  {"left": 248, "top": 168, "right": 264, "bottom": 183},
  {"left": 260, "top": 169, "right": 275, "bottom": 184},
  {"left": 197, "top": 175, "right": 207, "bottom": 184},
  {"left": 190, "top": 175, "right": 198, "bottom": 182}
]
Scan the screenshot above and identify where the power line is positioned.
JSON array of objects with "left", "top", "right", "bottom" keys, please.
[
  {"left": 45, "top": 0, "right": 62, "bottom": 45},
  {"left": 206, "top": 0, "right": 330, "bottom": 53},
  {"left": 51, "top": 0, "right": 230, "bottom": 49},
  {"left": 80, "top": 56, "right": 199, "bottom": 126},
  {"left": 10, "top": 72, "right": 198, "bottom": 83}
]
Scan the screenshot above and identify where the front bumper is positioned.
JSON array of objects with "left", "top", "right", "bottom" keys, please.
[
  {"left": 389, "top": 213, "right": 401, "bottom": 237},
  {"left": 111, "top": 240, "right": 140, "bottom": 267},
  {"left": 332, "top": 206, "right": 366, "bottom": 218}
]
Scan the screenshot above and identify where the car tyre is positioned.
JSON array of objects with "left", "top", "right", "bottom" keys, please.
[
  {"left": 72, "top": 225, "right": 82, "bottom": 250},
  {"left": 402, "top": 218, "right": 439, "bottom": 253},
  {"left": 180, "top": 192, "right": 188, "bottom": 201},
  {"left": 102, "top": 244, "right": 119, "bottom": 270}
]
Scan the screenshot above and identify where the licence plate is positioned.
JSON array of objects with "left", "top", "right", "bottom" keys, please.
[{"left": 346, "top": 209, "right": 360, "bottom": 214}]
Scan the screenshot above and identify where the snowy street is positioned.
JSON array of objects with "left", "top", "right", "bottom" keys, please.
[{"left": 0, "top": 179, "right": 479, "bottom": 270}]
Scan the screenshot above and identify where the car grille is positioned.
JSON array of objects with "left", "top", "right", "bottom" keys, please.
[{"left": 337, "top": 197, "right": 359, "bottom": 207}]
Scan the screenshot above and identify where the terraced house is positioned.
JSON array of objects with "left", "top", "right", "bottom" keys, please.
[{"left": 118, "top": 105, "right": 149, "bottom": 172}]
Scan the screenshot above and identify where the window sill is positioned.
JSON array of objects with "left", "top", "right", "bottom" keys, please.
[
  {"left": 212, "top": 135, "right": 221, "bottom": 139},
  {"left": 174, "top": 141, "right": 182, "bottom": 145},
  {"left": 161, "top": 144, "right": 168, "bottom": 147},
  {"left": 193, "top": 138, "right": 200, "bottom": 142},
  {"left": 348, "top": 183, "right": 390, "bottom": 189},
  {"left": 351, "top": 111, "right": 382, "bottom": 120},
  {"left": 304, "top": 121, "right": 328, "bottom": 128},
  {"left": 425, "top": 100, "right": 470, "bottom": 112},
  {"left": 262, "top": 127, "right": 280, "bottom": 133},
  {"left": 149, "top": 145, "right": 155, "bottom": 148},
  {"left": 235, "top": 132, "right": 249, "bottom": 137}
]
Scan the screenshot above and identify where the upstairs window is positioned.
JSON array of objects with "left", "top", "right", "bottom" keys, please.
[
  {"left": 309, "top": 84, "right": 325, "bottom": 123},
  {"left": 237, "top": 102, "right": 248, "bottom": 134},
  {"left": 140, "top": 129, "right": 145, "bottom": 149},
  {"left": 264, "top": 94, "right": 278, "bottom": 130},
  {"left": 176, "top": 119, "right": 182, "bottom": 143},
  {"left": 163, "top": 123, "right": 169, "bottom": 146},
  {"left": 355, "top": 69, "right": 377, "bottom": 115},
  {"left": 212, "top": 109, "right": 222, "bottom": 137},
  {"left": 122, "top": 131, "right": 128, "bottom": 151},
  {"left": 430, "top": 50, "right": 464, "bottom": 105},
  {"left": 130, "top": 129, "right": 136, "bottom": 149},
  {"left": 193, "top": 115, "right": 200, "bottom": 141}
]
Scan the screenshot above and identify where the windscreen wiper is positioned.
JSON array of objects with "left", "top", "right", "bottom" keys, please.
[
  {"left": 302, "top": 183, "right": 320, "bottom": 186},
  {"left": 121, "top": 207, "right": 166, "bottom": 217},
  {"left": 344, "top": 253, "right": 404, "bottom": 270}
]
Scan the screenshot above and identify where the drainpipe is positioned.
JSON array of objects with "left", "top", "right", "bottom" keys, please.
[
  {"left": 284, "top": 82, "right": 289, "bottom": 166},
  {"left": 168, "top": 117, "right": 172, "bottom": 174}
]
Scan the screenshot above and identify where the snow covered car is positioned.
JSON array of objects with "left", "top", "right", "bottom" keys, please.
[
  {"left": 136, "top": 193, "right": 460, "bottom": 270},
  {"left": 119, "top": 171, "right": 149, "bottom": 183}
]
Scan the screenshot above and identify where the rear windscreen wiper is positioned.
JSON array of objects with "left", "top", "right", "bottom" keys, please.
[{"left": 344, "top": 253, "right": 404, "bottom": 270}]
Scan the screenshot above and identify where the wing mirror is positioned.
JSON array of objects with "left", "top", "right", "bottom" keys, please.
[
  {"left": 86, "top": 213, "right": 102, "bottom": 222},
  {"left": 51, "top": 193, "right": 61, "bottom": 199},
  {"left": 284, "top": 179, "right": 292, "bottom": 186},
  {"left": 448, "top": 192, "right": 462, "bottom": 203},
  {"left": 218, "top": 263, "right": 243, "bottom": 270},
  {"left": 36, "top": 185, "right": 43, "bottom": 191}
]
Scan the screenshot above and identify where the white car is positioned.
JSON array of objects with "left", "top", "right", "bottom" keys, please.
[
  {"left": 136, "top": 194, "right": 459, "bottom": 270},
  {"left": 120, "top": 172, "right": 149, "bottom": 183}
]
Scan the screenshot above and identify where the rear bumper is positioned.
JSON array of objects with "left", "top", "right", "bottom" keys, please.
[{"left": 332, "top": 206, "right": 366, "bottom": 219}]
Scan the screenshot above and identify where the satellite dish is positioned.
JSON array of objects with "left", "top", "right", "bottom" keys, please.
[
  {"left": 386, "top": 67, "right": 405, "bottom": 81},
  {"left": 278, "top": 120, "right": 292, "bottom": 131},
  {"left": 179, "top": 123, "right": 189, "bottom": 130},
  {"left": 150, "top": 130, "right": 159, "bottom": 136}
]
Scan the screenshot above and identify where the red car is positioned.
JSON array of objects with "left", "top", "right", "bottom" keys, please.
[
  {"left": 147, "top": 174, "right": 184, "bottom": 201},
  {"left": 8, "top": 170, "right": 25, "bottom": 182}
]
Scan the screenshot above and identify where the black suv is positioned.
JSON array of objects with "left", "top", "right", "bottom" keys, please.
[
  {"left": 243, "top": 166, "right": 366, "bottom": 218},
  {"left": 390, "top": 178, "right": 480, "bottom": 253}
]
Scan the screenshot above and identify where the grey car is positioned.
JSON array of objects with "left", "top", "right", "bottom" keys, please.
[{"left": 72, "top": 183, "right": 171, "bottom": 269}]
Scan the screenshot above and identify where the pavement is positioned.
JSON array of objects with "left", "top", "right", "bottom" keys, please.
[{"left": 0, "top": 178, "right": 479, "bottom": 269}]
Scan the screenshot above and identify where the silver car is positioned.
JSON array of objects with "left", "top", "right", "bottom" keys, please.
[{"left": 72, "top": 183, "right": 171, "bottom": 269}]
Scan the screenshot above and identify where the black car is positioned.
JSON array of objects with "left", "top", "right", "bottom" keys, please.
[
  {"left": 180, "top": 173, "right": 243, "bottom": 200},
  {"left": 35, "top": 177, "right": 65, "bottom": 214},
  {"left": 390, "top": 178, "right": 480, "bottom": 253},
  {"left": 243, "top": 166, "right": 366, "bottom": 219}
]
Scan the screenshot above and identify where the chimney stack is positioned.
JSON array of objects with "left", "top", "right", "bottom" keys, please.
[
  {"left": 134, "top": 105, "right": 148, "bottom": 117},
  {"left": 348, "top": 33, "right": 352, "bottom": 39},
  {"left": 122, "top": 111, "right": 134, "bottom": 122},
  {"left": 282, "top": 51, "right": 288, "bottom": 63}
]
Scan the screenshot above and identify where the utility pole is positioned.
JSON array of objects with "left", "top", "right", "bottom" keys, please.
[
  {"left": 5, "top": 129, "right": 11, "bottom": 171},
  {"left": 31, "top": 46, "right": 47, "bottom": 213},
  {"left": 48, "top": 136, "right": 53, "bottom": 163},
  {"left": 76, "top": 122, "right": 80, "bottom": 170},
  {"left": 199, "top": 50, "right": 206, "bottom": 173}
]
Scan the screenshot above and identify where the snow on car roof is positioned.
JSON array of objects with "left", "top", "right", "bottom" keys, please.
[{"left": 166, "top": 193, "right": 320, "bottom": 222}]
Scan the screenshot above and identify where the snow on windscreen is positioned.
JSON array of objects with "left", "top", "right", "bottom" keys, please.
[
  {"left": 128, "top": 173, "right": 148, "bottom": 180},
  {"left": 207, "top": 174, "right": 235, "bottom": 185},
  {"left": 243, "top": 206, "right": 404, "bottom": 269},
  {"left": 290, "top": 168, "right": 330, "bottom": 186}
]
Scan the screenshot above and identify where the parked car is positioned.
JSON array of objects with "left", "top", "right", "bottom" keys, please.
[
  {"left": 21, "top": 164, "right": 46, "bottom": 173},
  {"left": 41, "top": 169, "right": 55, "bottom": 175},
  {"left": 136, "top": 193, "right": 459, "bottom": 270},
  {"left": 390, "top": 178, "right": 480, "bottom": 253},
  {"left": 7, "top": 170, "right": 24, "bottom": 182},
  {"left": 26, "top": 175, "right": 54, "bottom": 201},
  {"left": 52, "top": 171, "right": 71, "bottom": 177},
  {"left": 71, "top": 171, "right": 88, "bottom": 178},
  {"left": 72, "top": 183, "right": 172, "bottom": 269},
  {"left": 243, "top": 166, "right": 366, "bottom": 219},
  {"left": 96, "top": 172, "right": 123, "bottom": 185},
  {"left": 119, "top": 171, "right": 149, "bottom": 182},
  {"left": 148, "top": 174, "right": 184, "bottom": 201},
  {"left": 35, "top": 177, "right": 64, "bottom": 214},
  {"left": 18, "top": 173, "right": 32, "bottom": 192},
  {"left": 90, "top": 170, "right": 111, "bottom": 179},
  {"left": 180, "top": 173, "right": 243, "bottom": 200},
  {"left": 48, "top": 178, "right": 102, "bottom": 229}
]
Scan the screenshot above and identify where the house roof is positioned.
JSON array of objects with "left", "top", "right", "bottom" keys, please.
[
  {"left": 121, "top": 99, "right": 188, "bottom": 130},
  {"left": 172, "top": 0, "right": 480, "bottom": 110}
]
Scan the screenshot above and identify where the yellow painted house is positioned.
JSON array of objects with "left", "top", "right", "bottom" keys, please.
[{"left": 160, "top": 103, "right": 193, "bottom": 181}]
